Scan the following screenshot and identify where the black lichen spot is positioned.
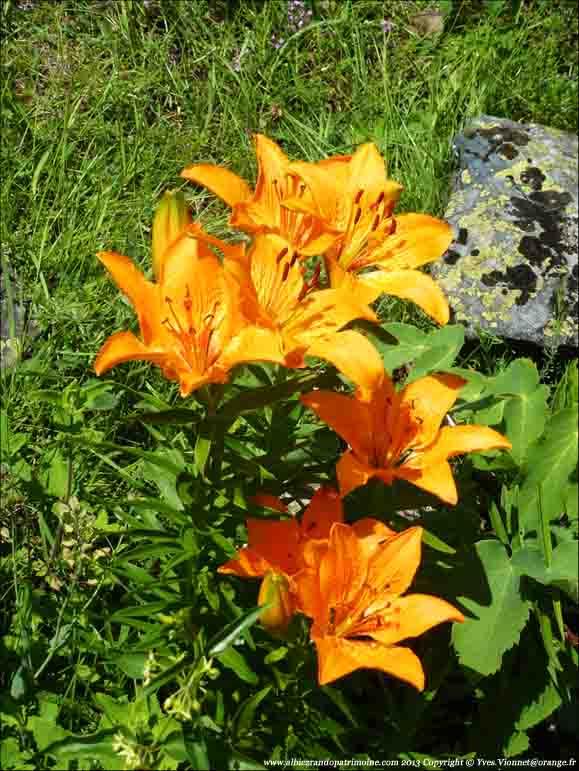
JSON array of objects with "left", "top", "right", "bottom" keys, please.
[
  {"left": 505, "top": 264, "right": 537, "bottom": 305},
  {"left": 471, "top": 248, "right": 480, "bottom": 256},
  {"left": 518, "top": 236, "right": 550, "bottom": 266},
  {"left": 481, "top": 264, "right": 537, "bottom": 305},
  {"left": 509, "top": 194, "right": 571, "bottom": 273},
  {"left": 477, "top": 125, "right": 530, "bottom": 147},
  {"left": 529, "top": 190, "right": 572, "bottom": 212},
  {"left": 514, "top": 219, "right": 536, "bottom": 233},
  {"left": 572, "top": 264, "right": 578, "bottom": 280},
  {"left": 498, "top": 142, "right": 518, "bottom": 160},
  {"left": 481, "top": 271, "right": 503, "bottom": 287},
  {"left": 457, "top": 227, "right": 468, "bottom": 245},
  {"left": 520, "top": 166, "right": 546, "bottom": 192},
  {"left": 445, "top": 249, "right": 461, "bottom": 265}
]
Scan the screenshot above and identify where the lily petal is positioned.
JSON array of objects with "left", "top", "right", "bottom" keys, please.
[
  {"left": 367, "top": 593, "right": 465, "bottom": 646},
  {"left": 357, "top": 269, "right": 450, "bottom": 325},
  {"left": 180, "top": 164, "right": 252, "bottom": 208},
  {"left": 220, "top": 326, "right": 286, "bottom": 370},
  {"left": 400, "top": 374, "right": 466, "bottom": 448},
  {"left": 320, "top": 523, "right": 367, "bottom": 612},
  {"left": 305, "top": 330, "right": 385, "bottom": 398},
  {"left": 417, "top": 425, "right": 513, "bottom": 467},
  {"left": 365, "top": 526, "right": 423, "bottom": 598},
  {"left": 218, "top": 547, "right": 272, "bottom": 578},
  {"left": 97, "top": 251, "right": 159, "bottom": 345},
  {"left": 300, "top": 487, "right": 344, "bottom": 540},
  {"left": 246, "top": 518, "right": 302, "bottom": 575},
  {"left": 395, "top": 460, "right": 459, "bottom": 505},
  {"left": 372, "top": 213, "right": 454, "bottom": 270},
  {"left": 336, "top": 451, "right": 378, "bottom": 498},
  {"left": 300, "top": 390, "right": 374, "bottom": 459},
  {"left": 314, "top": 636, "right": 425, "bottom": 690},
  {"left": 94, "top": 331, "right": 168, "bottom": 376}
]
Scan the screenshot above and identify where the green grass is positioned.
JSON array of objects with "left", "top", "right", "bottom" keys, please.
[{"left": 1, "top": 0, "right": 578, "bottom": 763}]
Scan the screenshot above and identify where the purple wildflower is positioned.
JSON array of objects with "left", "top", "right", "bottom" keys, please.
[
  {"left": 381, "top": 18, "right": 395, "bottom": 34},
  {"left": 287, "top": 0, "right": 313, "bottom": 34}
]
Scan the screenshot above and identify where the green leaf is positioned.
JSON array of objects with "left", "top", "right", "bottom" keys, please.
[
  {"left": 407, "top": 324, "right": 465, "bottom": 381},
  {"left": 142, "top": 448, "right": 185, "bottom": 511},
  {"left": 94, "top": 694, "right": 130, "bottom": 728},
  {"left": 503, "top": 385, "right": 549, "bottom": 465},
  {"left": 207, "top": 605, "right": 265, "bottom": 656},
  {"left": 31, "top": 148, "right": 51, "bottom": 198},
  {"left": 42, "top": 730, "right": 118, "bottom": 763},
  {"left": 513, "top": 541, "right": 578, "bottom": 602},
  {"left": 232, "top": 686, "right": 272, "bottom": 736},
  {"left": 220, "top": 372, "right": 333, "bottom": 416},
  {"left": 565, "top": 484, "right": 578, "bottom": 522},
  {"left": 518, "top": 407, "right": 578, "bottom": 532},
  {"left": 193, "top": 435, "right": 212, "bottom": 477},
  {"left": 46, "top": 448, "right": 69, "bottom": 499},
  {"left": 111, "top": 653, "right": 148, "bottom": 679},
  {"left": 368, "top": 322, "right": 464, "bottom": 378},
  {"left": 452, "top": 541, "right": 531, "bottom": 676},
  {"left": 489, "top": 358, "right": 540, "bottom": 397},
  {"left": 216, "top": 647, "right": 258, "bottom": 685}
]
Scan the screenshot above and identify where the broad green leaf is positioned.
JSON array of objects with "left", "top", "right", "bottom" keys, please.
[
  {"left": 369, "top": 322, "right": 464, "bottom": 377},
  {"left": 518, "top": 407, "right": 578, "bottom": 531},
  {"left": 407, "top": 324, "right": 465, "bottom": 381},
  {"left": 467, "top": 626, "right": 558, "bottom": 756},
  {"left": 452, "top": 540, "right": 530, "bottom": 676},
  {"left": 111, "top": 653, "right": 148, "bottom": 679},
  {"left": 0, "top": 737, "right": 35, "bottom": 771},
  {"left": 94, "top": 693, "right": 130, "bottom": 728},
  {"left": 488, "top": 358, "right": 540, "bottom": 397},
  {"left": 42, "top": 730, "right": 118, "bottom": 762},
  {"left": 504, "top": 731, "right": 530, "bottom": 758},
  {"left": 513, "top": 541, "right": 578, "bottom": 602},
  {"left": 216, "top": 646, "right": 258, "bottom": 685},
  {"left": 565, "top": 483, "right": 578, "bottom": 522},
  {"left": 503, "top": 384, "right": 548, "bottom": 465}
]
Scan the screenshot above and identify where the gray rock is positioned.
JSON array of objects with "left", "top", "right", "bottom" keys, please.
[
  {"left": 433, "top": 115, "right": 578, "bottom": 348},
  {"left": 0, "top": 267, "right": 41, "bottom": 370}
]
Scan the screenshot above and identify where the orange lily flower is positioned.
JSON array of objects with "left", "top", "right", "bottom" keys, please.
[
  {"left": 285, "top": 143, "right": 453, "bottom": 324},
  {"left": 218, "top": 487, "right": 344, "bottom": 632},
  {"left": 220, "top": 232, "right": 385, "bottom": 395},
  {"left": 301, "top": 372, "right": 512, "bottom": 505},
  {"left": 94, "top": 193, "right": 247, "bottom": 396},
  {"left": 294, "top": 523, "right": 464, "bottom": 688},
  {"left": 181, "top": 134, "right": 339, "bottom": 256},
  {"left": 218, "top": 487, "right": 344, "bottom": 579}
]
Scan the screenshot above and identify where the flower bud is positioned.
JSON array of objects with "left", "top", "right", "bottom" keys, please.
[
  {"left": 257, "top": 571, "right": 294, "bottom": 635},
  {"left": 151, "top": 190, "right": 192, "bottom": 282}
]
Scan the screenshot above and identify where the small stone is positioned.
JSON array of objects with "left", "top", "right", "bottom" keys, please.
[
  {"left": 409, "top": 10, "right": 444, "bottom": 36},
  {"left": 433, "top": 115, "right": 578, "bottom": 349},
  {"left": 0, "top": 266, "right": 42, "bottom": 370}
]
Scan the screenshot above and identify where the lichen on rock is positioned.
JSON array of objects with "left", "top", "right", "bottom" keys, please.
[{"left": 433, "top": 115, "right": 578, "bottom": 348}]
